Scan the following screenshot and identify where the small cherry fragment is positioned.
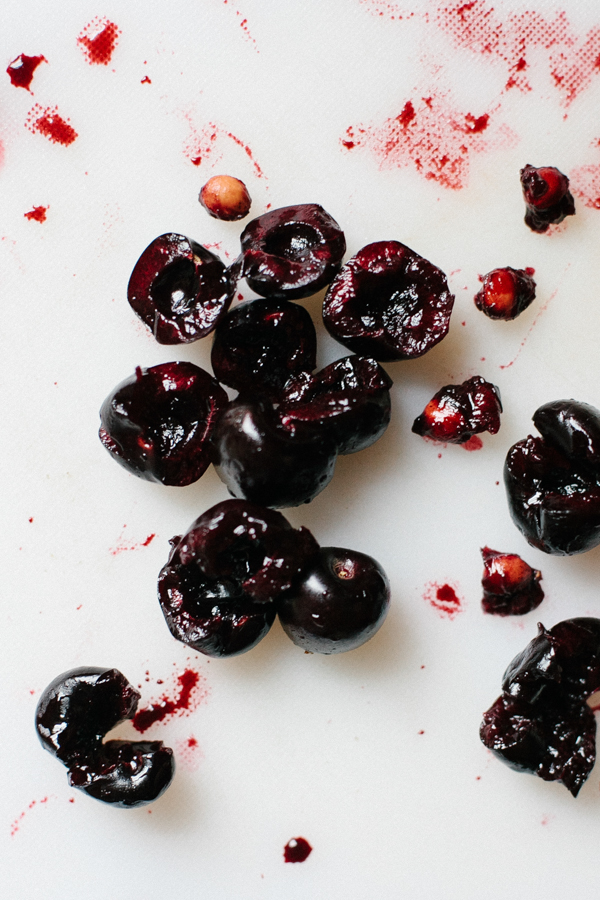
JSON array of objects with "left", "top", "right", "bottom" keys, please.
[
  {"left": 412, "top": 376, "right": 502, "bottom": 444},
  {"left": 480, "top": 547, "right": 544, "bottom": 616},
  {"left": 474, "top": 267, "right": 536, "bottom": 320},
  {"left": 199, "top": 175, "right": 252, "bottom": 221},
  {"left": 520, "top": 164, "right": 575, "bottom": 233}
]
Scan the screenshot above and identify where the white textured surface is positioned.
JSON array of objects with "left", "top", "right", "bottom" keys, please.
[{"left": 3, "top": 1, "right": 600, "bottom": 897}]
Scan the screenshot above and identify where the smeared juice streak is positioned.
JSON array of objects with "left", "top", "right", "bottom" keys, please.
[
  {"left": 109, "top": 527, "right": 156, "bottom": 555},
  {"left": 26, "top": 105, "right": 78, "bottom": 145},
  {"left": 184, "top": 118, "right": 266, "bottom": 180},
  {"left": 499, "top": 274, "right": 568, "bottom": 370},
  {"left": 133, "top": 668, "right": 209, "bottom": 732}
]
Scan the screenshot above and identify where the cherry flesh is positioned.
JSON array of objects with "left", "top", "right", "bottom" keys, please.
[
  {"left": 474, "top": 267, "right": 536, "bottom": 320},
  {"left": 211, "top": 298, "right": 317, "bottom": 400},
  {"left": 505, "top": 400, "right": 600, "bottom": 554},
  {"left": 278, "top": 546, "right": 390, "bottom": 654},
  {"left": 480, "top": 618, "right": 600, "bottom": 796},
  {"left": 99, "top": 362, "right": 228, "bottom": 486},
  {"left": 480, "top": 547, "right": 544, "bottom": 616},
  {"left": 412, "top": 376, "right": 502, "bottom": 444},
  {"left": 240, "top": 204, "right": 346, "bottom": 300},
  {"left": 322, "top": 240, "right": 454, "bottom": 362},
  {"left": 36, "top": 667, "right": 174, "bottom": 807},
  {"left": 158, "top": 500, "right": 319, "bottom": 656},
  {"left": 520, "top": 165, "right": 575, "bottom": 233},
  {"left": 199, "top": 175, "right": 252, "bottom": 221},
  {"left": 278, "top": 355, "right": 393, "bottom": 454},
  {"left": 127, "top": 233, "right": 234, "bottom": 344}
]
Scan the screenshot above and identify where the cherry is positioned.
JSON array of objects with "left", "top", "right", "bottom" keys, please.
[
  {"left": 520, "top": 164, "right": 575, "bottom": 233},
  {"left": 323, "top": 241, "right": 454, "bottom": 361},
  {"left": 211, "top": 297, "right": 317, "bottom": 400},
  {"left": 240, "top": 204, "right": 346, "bottom": 300},
  {"left": 474, "top": 267, "right": 536, "bottom": 320},
  {"left": 278, "top": 546, "right": 390, "bottom": 654},
  {"left": 199, "top": 175, "right": 252, "bottom": 221},
  {"left": 504, "top": 400, "right": 600, "bottom": 554},
  {"left": 158, "top": 501, "right": 320, "bottom": 656},
  {"left": 99, "top": 362, "right": 228, "bottom": 486},
  {"left": 127, "top": 233, "right": 234, "bottom": 344},
  {"left": 412, "top": 376, "right": 502, "bottom": 444},
  {"left": 35, "top": 667, "right": 174, "bottom": 807},
  {"left": 480, "top": 547, "right": 544, "bottom": 616},
  {"left": 480, "top": 618, "right": 600, "bottom": 796}
]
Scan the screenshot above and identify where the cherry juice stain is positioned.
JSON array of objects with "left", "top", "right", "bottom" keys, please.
[
  {"left": 183, "top": 118, "right": 266, "bottom": 179},
  {"left": 24, "top": 205, "right": 48, "bottom": 223},
  {"left": 462, "top": 435, "right": 483, "bottom": 451},
  {"left": 10, "top": 796, "right": 52, "bottom": 838},
  {"left": 7, "top": 54, "right": 46, "bottom": 91},
  {"left": 284, "top": 837, "right": 312, "bottom": 863},
  {"left": 26, "top": 105, "right": 77, "bottom": 146},
  {"left": 133, "top": 668, "right": 209, "bottom": 733},
  {"left": 109, "top": 525, "right": 156, "bottom": 555},
  {"left": 175, "top": 734, "right": 204, "bottom": 772},
  {"left": 77, "top": 17, "right": 121, "bottom": 65},
  {"left": 141, "top": 75, "right": 152, "bottom": 84},
  {"left": 572, "top": 145, "right": 600, "bottom": 210},
  {"left": 222, "top": 0, "right": 258, "bottom": 51},
  {"left": 424, "top": 581, "right": 463, "bottom": 618}
]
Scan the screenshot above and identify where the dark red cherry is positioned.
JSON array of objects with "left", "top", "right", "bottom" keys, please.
[
  {"left": 240, "top": 204, "right": 346, "bottom": 300},
  {"left": 481, "top": 618, "right": 600, "bottom": 796},
  {"left": 520, "top": 164, "right": 575, "bottom": 233},
  {"left": 158, "top": 501, "right": 319, "bottom": 656},
  {"left": 199, "top": 175, "right": 251, "bottom": 221},
  {"left": 278, "top": 546, "right": 390, "bottom": 654},
  {"left": 412, "top": 376, "right": 502, "bottom": 444},
  {"left": 474, "top": 267, "right": 536, "bottom": 320},
  {"left": 36, "top": 667, "right": 174, "bottom": 807},
  {"left": 99, "top": 362, "right": 228, "bottom": 486},
  {"left": 323, "top": 241, "right": 454, "bottom": 361},
  {"left": 504, "top": 400, "right": 600, "bottom": 555},
  {"left": 480, "top": 547, "right": 544, "bottom": 616},
  {"left": 211, "top": 298, "right": 317, "bottom": 400},
  {"left": 278, "top": 355, "right": 392, "bottom": 454},
  {"left": 213, "top": 396, "right": 338, "bottom": 508},
  {"left": 127, "top": 233, "right": 234, "bottom": 344}
]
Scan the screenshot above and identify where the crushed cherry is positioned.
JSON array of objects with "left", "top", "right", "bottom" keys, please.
[
  {"left": 99, "top": 362, "right": 227, "bottom": 486},
  {"left": 127, "top": 233, "right": 234, "bottom": 344},
  {"left": 505, "top": 399, "right": 600, "bottom": 554},
  {"left": 240, "top": 203, "right": 346, "bottom": 300},
  {"left": 323, "top": 240, "right": 454, "bottom": 361},
  {"left": 474, "top": 267, "right": 536, "bottom": 320},
  {"left": 520, "top": 164, "right": 575, "bottom": 233},
  {"left": 199, "top": 175, "right": 252, "bottom": 221},
  {"left": 480, "top": 618, "right": 600, "bottom": 796},
  {"left": 480, "top": 547, "right": 544, "bottom": 616},
  {"left": 412, "top": 376, "right": 502, "bottom": 444},
  {"left": 36, "top": 667, "right": 174, "bottom": 807}
]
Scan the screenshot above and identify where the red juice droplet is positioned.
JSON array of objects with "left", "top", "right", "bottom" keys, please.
[
  {"left": 284, "top": 837, "right": 312, "bottom": 863},
  {"left": 26, "top": 105, "right": 77, "bottom": 146},
  {"left": 133, "top": 668, "right": 209, "bottom": 733},
  {"left": 24, "top": 205, "right": 48, "bottom": 223},
  {"left": 7, "top": 54, "right": 46, "bottom": 90},
  {"left": 424, "top": 581, "right": 463, "bottom": 618},
  {"left": 77, "top": 18, "right": 121, "bottom": 65}
]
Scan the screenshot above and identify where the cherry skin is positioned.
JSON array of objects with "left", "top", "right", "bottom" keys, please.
[
  {"left": 199, "top": 175, "right": 251, "bottom": 221},
  {"left": 480, "top": 547, "right": 544, "bottom": 616},
  {"left": 278, "top": 546, "right": 390, "bottom": 654},
  {"left": 520, "top": 164, "right": 575, "bottom": 233},
  {"left": 412, "top": 376, "right": 502, "bottom": 444},
  {"left": 474, "top": 267, "right": 536, "bottom": 320}
]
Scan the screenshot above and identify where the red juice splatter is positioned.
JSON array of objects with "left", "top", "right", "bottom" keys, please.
[
  {"left": 284, "top": 837, "right": 312, "bottom": 863},
  {"left": 175, "top": 734, "right": 204, "bottom": 771},
  {"left": 359, "top": 0, "right": 414, "bottom": 21},
  {"left": 133, "top": 668, "right": 209, "bottom": 733},
  {"left": 24, "top": 205, "right": 48, "bottom": 223},
  {"left": 10, "top": 796, "right": 51, "bottom": 838},
  {"left": 26, "top": 105, "right": 77, "bottom": 146},
  {"left": 77, "top": 18, "right": 121, "bottom": 65},
  {"left": 109, "top": 529, "right": 156, "bottom": 555},
  {"left": 424, "top": 581, "right": 463, "bottom": 618},
  {"left": 7, "top": 54, "right": 46, "bottom": 91},
  {"left": 183, "top": 118, "right": 266, "bottom": 179},
  {"left": 500, "top": 285, "right": 562, "bottom": 370},
  {"left": 571, "top": 161, "right": 600, "bottom": 210},
  {"left": 462, "top": 435, "right": 483, "bottom": 451},
  {"left": 222, "top": 0, "right": 258, "bottom": 50},
  {"left": 28, "top": 516, "right": 34, "bottom": 523},
  {"left": 141, "top": 75, "right": 151, "bottom": 84}
]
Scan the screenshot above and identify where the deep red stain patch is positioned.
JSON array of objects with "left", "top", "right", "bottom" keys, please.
[
  {"left": 133, "top": 668, "right": 209, "bottom": 733},
  {"left": 284, "top": 837, "right": 312, "bottom": 863},
  {"left": 26, "top": 105, "right": 77, "bottom": 146},
  {"left": 24, "top": 205, "right": 48, "bottom": 223},
  {"left": 141, "top": 75, "right": 152, "bottom": 84},
  {"left": 7, "top": 54, "right": 46, "bottom": 91},
  {"left": 77, "top": 18, "right": 121, "bottom": 65},
  {"left": 462, "top": 435, "right": 483, "bottom": 451},
  {"left": 424, "top": 581, "right": 463, "bottom": 618},
  {"left": 109, "top": 527, "right": 156, "bottom": 555},
  {"left": 184, "top": 119, "right": 266, "bottom": 179},
  {"left": 10, "top": 796, "right": 51, "bottom": 837}
]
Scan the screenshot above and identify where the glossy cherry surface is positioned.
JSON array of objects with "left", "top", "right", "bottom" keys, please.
[
  {"left": 474, "top": 267, "right": 536, "bottom": 320},
  {"left": 480, "top": 547, "right": 544, "bottom": 616},
  {"left": 520, "top": 164, "right": 575, "bottom": 233},
  {"left": 199, "top": 175, "right": 251, "bottom": 221},
  {"left": 127, "top": 233, "right": 233, "bottom": 343},
  {"left": 240, "top": 203, "right": 346, "bottom": 300},
  {"left": 99, "top": 362, "right": 228, "bottom": 486},
  {"left": 480, "top": 618, "right": 600, "bottom": 796},
  {"left": 505, "top": 400, "right": 600, "bottom": 554},
  {"left": 211, "top": 297, "right": 317, "bottom": 400},
  {"left": 412, "top": 376, "right": 502, "bottom": 444},
  {"left": 278, "top": 546, "right": 390, "bottom": 653}
]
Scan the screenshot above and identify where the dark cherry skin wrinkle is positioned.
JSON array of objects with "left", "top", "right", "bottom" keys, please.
[
  {"left": 481, "top": 618, "right": 600, "bottom": 796},
  {"left": 323, "top": 240, "right": 454, "bottom": 362},
  {"left": 240, "top": 204, "right": 346, "bottom": 300},
  {"left": 278, "top": 546, "right": 390, "bottom": 654},
  {"left": 35, "top": 668, "right": 174, "bottom": 807},
  {"left": 474, "top": 267, "right": 536, "bottom": 321},
  {"left": 127, "top": 233, "right": 234, "bottom": 344},
  {"left": 520, "top": 165, "right": 575, "bottom": 233},
  {"left": 480, "top": 547, "right": 544, "bottom": 616},
  {"left": 412, "top": 376, "right": 502, "bottom": 444},
  {"left": 505, "top": 400, "right": 600, "bottom": 555},
  {"left": 99, "top": 362, "right": 228, "bottom": 486},
  {"left": 211, "top": 297, "right": 317, "bottom": 400}
]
